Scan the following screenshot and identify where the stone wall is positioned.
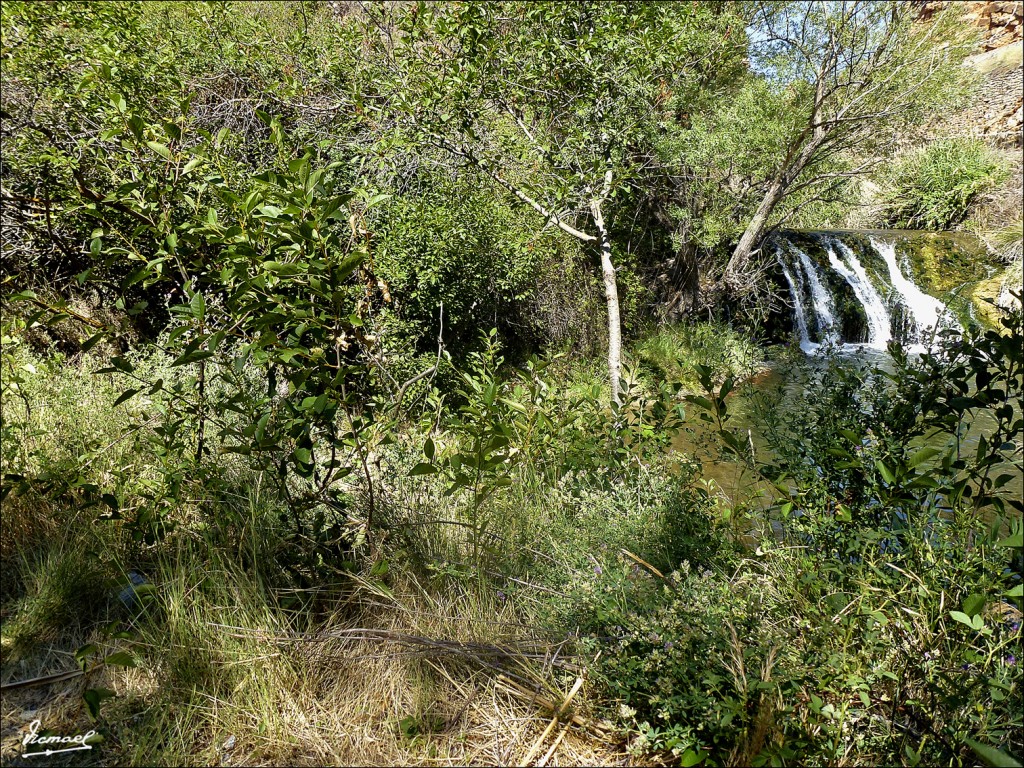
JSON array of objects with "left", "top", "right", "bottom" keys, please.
[
  {"left": 915, "top": 1, "right": 1023, "bottom": 147},
  {"left": 968, "top": 47, "right": 1024, "bottom": 146},
  {"left": 965, "top": 0, "right": 1024, "bottom": 49}
]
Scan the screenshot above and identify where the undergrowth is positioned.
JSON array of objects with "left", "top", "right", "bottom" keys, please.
[{"left": 1, "top": 309, "right": 1021, "bottom": 766}]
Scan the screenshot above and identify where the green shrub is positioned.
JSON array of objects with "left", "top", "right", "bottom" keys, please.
[
  {"left": 574, "top": 306, "right": 1023, "bottom": 766},
  {"left": 372, "top": 179, "right": 547, "bottom": 360},
  {"left": 882, "top": 139, "right": 1007, "bottom": 230}
]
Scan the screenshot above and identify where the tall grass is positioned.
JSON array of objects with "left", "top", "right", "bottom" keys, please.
[
  {"left": 0, "top": 340, "right": 632, "bottom": 765},
  {"left": 882, "top": 138, "right": 1008, "bottom": 231},
  {"left": 4, "top": 318, "right": 1019, "bottom": 766},
  {"left": 634, "top": 321, "right": 764, "bottom": 390}
]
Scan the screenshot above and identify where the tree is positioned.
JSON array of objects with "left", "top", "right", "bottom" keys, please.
[
  {"left": 722, "top": 0, "right": 971, "bottom": 292},
  {"left": 350, "top": 1, "right": 743, "bottom": 401}
]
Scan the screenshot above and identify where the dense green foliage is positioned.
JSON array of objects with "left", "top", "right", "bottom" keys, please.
[
  {"left": 1, "top": 2, "right": 1020, "bottom": 767},
  {"left": 576, "top": 313, "right": 1024, "bottom": 765}
]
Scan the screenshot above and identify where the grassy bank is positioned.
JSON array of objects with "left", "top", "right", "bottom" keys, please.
[
  {"left": 1, "top": 315, "right": 1022, "bottom": 766},
  {"left": 633, "top": 322, "right": 766, "bottom": 393}
]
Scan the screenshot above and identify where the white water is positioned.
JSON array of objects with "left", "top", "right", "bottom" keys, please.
[
  {"left": 871, "top": 236, "right": 958, "bottom": 347},
  {"left": 777, "top": 233, "right": 964, "bottom": 356},
  {"left": 826, "top": 238, "right": 892, "bottom": 349},
  {"left": 778, "top": 252, "right": 817, "bottom": 353},
  {"left": 794, "top": 246, "right": 839, "bottom": 346}
]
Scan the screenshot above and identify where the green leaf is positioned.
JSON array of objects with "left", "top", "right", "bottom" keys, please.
[
  {"left": 146, "top": 141, "right": 172, "bottom": 160},
  {"left": 126, "top": 115, "right": 146, "bottom": 139},
  {"left": 83, "top": 687, "right": 115, "bottom": 721},
  {"left": 320, "top": 193, "right": 351, "bottom": 220},
  {"left": 875, "top": 461, "right": 895, "bottom": 484},
  {"left": 113, "top": 388, "right": 140, "bottom": 407},
  {"left": 82, "top": 332, "right": 106, "bottom": 352},
  {"left": 189, "top": 292, "right": 205, "bottom": 319},
  {"left": 995, "top": 533, "right": 1023, "bottom": 549},
  {"left": 962, "top": 593, "right": 986, "bottom": 618},
  {"left": 965, "top": 738, "right": 1022, "bottom": 768},
  {"left": 686, "top": 395, "right": 714, "bottom": 412},
  {"left": 181, "top": 156, "right": 203, "bottom": 175},
  {"left": 949, "top": 610, "right": 975, "bottom": 628},
  {"left": 424, "top": 438, "right": 435, "bottom": 461},
  {"left": 335, "top": 251, "right": 364, "bottom": 282},
  {"left": 680, "top": 748, "right": 707, "bottom": 767},
  {"left": 907, "top": 446, "right": 940, "bottom": 469},
  {"left": 75, "top": 643, "right": 99, "bottom": 668},
  {"left": 103, "top": 651, "right": 136, "bottom": 668},
  {"left": 409, "top": 462, "right": 437, "bottom": 476},
  {"left": 262, "top": 260, "right": 302, "bottom": 276}
]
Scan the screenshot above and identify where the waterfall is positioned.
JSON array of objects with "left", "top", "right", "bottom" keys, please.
[
  {"left": 871, "top": 236, "right": 958, "bottom": 346},
  {"left": 776, "top": 231, "right": 957, "bottom": 355},
  {"left": 777, "top": 249, "right": 817, "bottom": 353},
  {"left": 794, "top": 246, "right": 839, "bottom": 346},
  {"left": 825, "top": 238, "right": 892, "bottom": 349}
]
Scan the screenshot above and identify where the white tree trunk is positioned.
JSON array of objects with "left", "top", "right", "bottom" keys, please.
[{"left": 591, "top": 197, "right": 622, "bottom": 404}]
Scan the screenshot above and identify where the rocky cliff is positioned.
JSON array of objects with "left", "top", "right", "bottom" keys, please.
[
  {"left": 917, "top": 1, "right": 1023, "bottom": 146},
  {"left": 917, "top": 1, "right": 1019, "bottom": 147}
]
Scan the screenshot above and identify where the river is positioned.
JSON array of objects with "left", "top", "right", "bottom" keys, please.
[{"left": 671, "top": 346, "right": 1023, "bottom": 540}]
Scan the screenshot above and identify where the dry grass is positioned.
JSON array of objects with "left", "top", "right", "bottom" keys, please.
[
  {"left": 0, "top": 342, "right": 632, "bottom": 766},
  {"left": 2, "top": 549, "right": 632, "bottom": 767}
]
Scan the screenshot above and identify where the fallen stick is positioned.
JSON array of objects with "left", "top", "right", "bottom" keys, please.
[
  {"left": 536, "top": 721, "right": 572, "bottom": 767},
  {"left": 521, "top": 675, "right": 585, "bottom": 766},
  {"left": 1, "top": 668, "right": 84, "bottom": 691},
  {"left": 496, "top": 674, "right": 610, "bottom": 735}
]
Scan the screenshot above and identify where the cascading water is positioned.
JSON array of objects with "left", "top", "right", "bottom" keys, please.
[
  {"left": 825, "top": 238, "right": 892, "bottom": 349},
  {"left": 776, "top": 232, "right": 957, "bottom": 355},
  {"left": 795, "top": 246, "right": 840, "bottom": 346},
  {"left": 777, "top": 246, "right": 816, "bottom": 353},
  {"left": 871, "top": 236, "right": 958, "bottom": 346}
]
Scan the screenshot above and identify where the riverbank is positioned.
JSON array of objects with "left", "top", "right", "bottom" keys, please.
[{"left": 2, "top": 314, "right": 1020, "bottom": 766}]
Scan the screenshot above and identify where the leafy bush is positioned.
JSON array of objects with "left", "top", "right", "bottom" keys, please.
[
  {"left": 372, "top": 178, "right": 548, "bottom": 360},
  {"left": 882, "top": 139, "right": 1007, "bottom": 230},
  {"left": 574, "top": 305, "right": 1023, "bottom": 765}
]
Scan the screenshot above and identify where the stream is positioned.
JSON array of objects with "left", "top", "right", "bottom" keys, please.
[{"left": 672, "top": 229, "right": 1022, "bottom": 533}]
